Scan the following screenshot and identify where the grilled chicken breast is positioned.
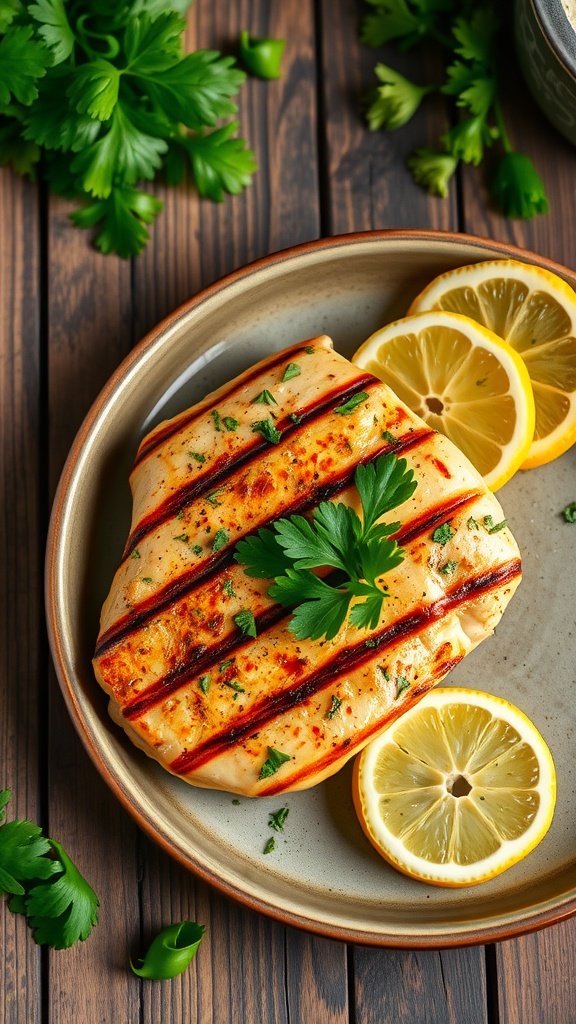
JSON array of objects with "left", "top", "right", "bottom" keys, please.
[{"left": 93, "top": 336, "right": 522, "bottom": 796}]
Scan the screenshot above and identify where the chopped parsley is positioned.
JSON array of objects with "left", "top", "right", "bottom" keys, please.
[
  {"left": 231, "top": 798, "right": 241, "bottom": 805},
  {"left": 379, "top": 666, "right": 390, "bottom": 681},
  {"left": 440, "top": 560, "right": 458, "bottom": 575},
  {"left": 141, "top": 577, "right": 153, "bottom": 584},
  {"left": 176, "top": 509, "right": 184, "bottom": 520},
  {"left": 199, "top": 675, "right": 210, "bottom": 694},
  {"left": 263, "top": 836, "right": 276, "bottom": 854},
  {"left": 223, "top": 679, "right": 245, "bottom": 699},
  {"left": 234, "top": 609, "right": 257, "bottom": 638},
  {"left": 289, "top": 413, "right": 303, "bottom": 425},
  {"left": 483, "top": 515, "right": 508, "bottom": 534},
  {"left": 222, "top": 580, "right": 236, "bottom": 598},
  {"left": 395, "top": 676, "right": 410, "bottom": 698},
  {"left": 223, "top": 416, "right": 239, "bottom": 432},
  {"left": 206, "top": 488, "right": 225, "bottom": 506},
  {"left": 334, "top": 392, "right": 369, "bottom": 415},
  {"left": 131, "top": 548, "right": 141, "bottom": 560},
  {"left": 192, "top": 544, "right": 203, "bottom": 556},
  {"left": 303, "top": 346, "right": 315, "bottom": 354},
  {"left": 282, "top": 362, "right": 301, "bottom": 382},
  {"left": 326, "top": 695, "right": 343, "bottom": 720},
  {"left": 252, "top": 389, "right": 277, "bottom": 406},
  {"left": 259, "top": 747, "right": 291, "bottom": 780},
  {"left": 382, "top": 430, "right": 397, "bottom": 444},
  {"left": 467, "top": 516, "right": 479, "bottom": 530},
  {"left": 219, "top": 659, "right": 234, "bottom": 672},
  {"left": 562, "top": 502, "right": 576, "bottom": 523},
  {"left": 251, "top": 417, "right": 282, "bottom": 445},
  {"left": 365, "top": 638, "right": 378, "bottom": 649},
  {"left": 188, "top": 451, "right": 206, "bottom": 464},
  {"left": 212, "top": 529, "right": 229, "bottom": 552},
  {"left": 268, "top": 807, "right": 290, "bottom": 832},
  {"left": 432, "top": 522, "right": 455, "bottom": 545},
  {"left": 211, "top": 410, "right": 222, "bottom": 432},
  {"left": 173, "top": 533, "right": 189, "bottom": 543}
]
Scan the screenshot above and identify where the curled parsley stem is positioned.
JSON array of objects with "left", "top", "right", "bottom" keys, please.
[
  {"left": 239, "top": 30, "right": 285, "bottom": 80},
  {"left": 130, "top": 921, "right": 205, "bottom": 980}
]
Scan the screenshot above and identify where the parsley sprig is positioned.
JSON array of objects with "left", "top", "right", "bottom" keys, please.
[
  {"left": 0, "top": 789, "right": 99, "bottom": 949},
  {"left": 362, "top": 1, "right": 549, "bottom": 219},
  {"left": 235, "top": 454, "right": 416, "bottom": 641},
  {"left": 0, "top": 2, "right": 256, "bottom": 257}
]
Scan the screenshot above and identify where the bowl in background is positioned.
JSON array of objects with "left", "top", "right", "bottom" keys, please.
[{"left": 515, "top": 0, "right": 576, "bottom": 145}]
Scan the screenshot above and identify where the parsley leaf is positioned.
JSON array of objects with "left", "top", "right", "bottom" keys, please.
[
  {"left": 253, "top": 389, "right": 277, "bottom": 406},
  {"left": 367, "top": 63, "right": 433, "bottom": 131},
  {"left": 212, "top": 528, "right": 229, "bottom": 552},
  {"left": 181, "top": 122, "right": 257, "bottom": 202},
  {"left": 431, "top": 522, "right": 455, "bottom": 545},
  {"left": 252, "top": 417, "right": 282, "bottom": 445},
  {"left": 70, "top": 187, "right": 163, "bottom": 259},
  {"left": 268, "top": 807, "right": 289, "bottom": 832},
  {"left": 263, "top": 836, "right": 276, "bottom": 854},
  {"left": 29, "top": 0, "right": 75, "bottom": 66},
  {"left": 395, "top": 675, "right": 411, "bottom": 698},
  {"left": 134, "top": 50, "right": 245, "bottom": 128},
  {"left": 234, "top": 609, "right": 257, "bottom": 637},
  {"left": 562, "top": 502, "right": 576, "bottom": 524},
  {"left": 282, "top": 362, "right": 301, "bottom": 382},
  {"left": 326, "top": 695, "right": 343, "bottom": 720},
  {"left": 67, "top": 60, "right": 121, "bottom": 122},
  {"left": 334, "top": 392, "right": 369, "bottom": 415},
  {"left": 259, "top": 747, "right": 291, "bottom": 780},
  {"left": 71, "top": 102, "right": 167, "bottom": 198},
  {"left": 0, "top": 793, "right": 58, "bottom": 896},
  {"left": 24, "top": 840, "right": 99, "bottom": 949},
  {"left": 0, "top": 26, "right": 51, "bottom": 106},
  {"left": 236, "top": 454, "right": 416, "bottom": 642}
]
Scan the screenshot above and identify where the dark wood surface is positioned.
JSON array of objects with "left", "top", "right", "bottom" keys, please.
[{"left": 2, "top": 2, "right": 576, "bottom": 1021}]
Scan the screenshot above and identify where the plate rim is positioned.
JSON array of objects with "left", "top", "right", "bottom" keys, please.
[{"left": 45, "top": 228, "right": 576, "bottom": 947}]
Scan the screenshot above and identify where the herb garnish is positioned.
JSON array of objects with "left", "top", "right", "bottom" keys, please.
[
  {"left": 432, "top": 522, "right": 455, "bottom": 545},
  {"left": 219, "top": 659, "right": 234, "bottom": 672},
  {"left": 223, "top": 416, "right": 239, "bottom": 432},
  {"left": 439, "top": 560, "right": 458, "bottom": 575},
  {"left": 142, "top": 577, "right": 153, "bottom": 584},
  {"left": 174, "top": 533, "right": 189, "bottom": 543},
  {"left": 223, "top": 680, "right": 245, "bottom": 700},
  {"left": 259, "top": 747, "right": 291, "bottom": 780},
  {"left": 268, "top": 807, "right": 290, "bottom": 832},
  {"left": 282, "top": 362, "right": 301, "bottom": 382},
  {"left": 263, "top": 837, "right": 276, "bottom": 855},
  {"left": 235, "top": 454, "right": 416, "bottom": 641},
  {"left": 467, "top": 516, "right": 478, "bottom": 530},
  {"left": 326, "top": 695, "right": 343, "bottom": 720},
  {"left": 239, "top": 31, "right": 285, "bottom": 80},
  {"left": 253, "top": 389, "right": 278, "bottom": 406},
  {"left": 206, "top": 488, "right": 225, "bottom": 506},
  {"left": 334, "top": 392, "right": 369, "bottom": 415},
  {"left": 131, "top": 548, "right": 141, "bottom": 559},
  {"left": 189, "top": 452, "right": 206, "bottom": 464},
  {"left": 211, "top": 410, "right": 222, "bottom": 432},
  {"left": 212, "top": 529, "right": 229, "bottom": 552},
  {"left": 199, "top": 675, "right": 210, "bottom": 694},
  {"left": 0, "top": 789, "right": 99, "bottom": 948},
  {"left": 223, "top": 580, "right": 236, "bottom": 598},
  {"left": 131, "top": 921, "right": 204, "bottom": 980},
  {"left": 252, "top": 418, "right": 282, "bottom": 445},
  {"left": 562, "top": 502, "right": 576, "bottom": 524},
  {"left": 289, "top": 413, "right": 303, "bottom": 425},
  {"left": 382, "top": 430, "right": 398, "bottom": 444},
  {"left": 395, "top": 676, "right": 410, "bottom": 698},
  {"left": 234, "top": 610, "right": 257, "bottom": 638},
  {"left": 483, "top": 515, "right": 508, "bottom": 534},
  {"left": 192, "top": 545, "right": 203, "bottom": 556}
]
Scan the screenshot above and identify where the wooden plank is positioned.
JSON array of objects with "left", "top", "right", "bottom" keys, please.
[
  {"left": 496, "top": 919, "right": 576, "bottom": 1024},
  {"left": 0, "top": 170, "right": 42, "bottom": 1024},
  {"left": 319, "top": 0, "right": 458, "bottom": 234},
  {"left": 352, "top": 947, "right": 488, "bottom": 1024},
  {"left": 285, "top": 928, "right": 348, "bottom": 1023},
  {"left": 45, "top": 195, "right": 141, "bottom": 1023}
]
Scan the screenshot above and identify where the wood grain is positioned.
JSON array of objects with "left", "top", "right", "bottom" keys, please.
[
  {"left": 0, "top": 170, "right": 42, "bottom": 1024},
  {"left": 496, "top": 919, "right": 576, "bottom": 1024}
]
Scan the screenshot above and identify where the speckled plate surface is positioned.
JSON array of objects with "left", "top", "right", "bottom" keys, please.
[{"left": 46, "top": 231, "right": 576, "bottom": 947}]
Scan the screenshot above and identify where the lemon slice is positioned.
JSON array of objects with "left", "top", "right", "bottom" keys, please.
[
  {"left": 408, "top": 259, "right": 576, "bottom": 468},
  {"left": 352, "top": 688, "right": 556, "bottom": 887},
  {"left": 353, "top": 310, "right": 535, "bottom": 491}
]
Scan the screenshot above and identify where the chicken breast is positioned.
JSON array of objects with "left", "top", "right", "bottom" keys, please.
[{"left": 93, "top": 335, "right": 522, "bottom": 796}]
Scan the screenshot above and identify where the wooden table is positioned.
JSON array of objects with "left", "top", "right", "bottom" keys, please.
[{"left": 2, "top": 3, "right": 576, "bottom": 1021}]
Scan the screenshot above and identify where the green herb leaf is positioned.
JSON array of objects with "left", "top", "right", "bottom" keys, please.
[
  {"left": 131, "top": 548, "right": 141, "bottom": 559},
  {"left": 182, "top": 122, "right": 256, "bottom": 202},
  {"left": 239, "top": 30, "right": 285, "bottom": 80},
  {"left": 407, "top": 148, "right": 458, "bottom": 198},
  {"left": 251, "top": 417, "right": 282, "bottom": 445},
  {"left": 234, "top": 527, "right": 293, "bottom": 579},
  {"left": 212, "top": 529, "right": 229, "bottom": 552},
  {"left": 282, "top": 362, "right": 301, "bottom": 382},
  {"left": 189, "top": 451, "right": 206, "bottom": 463},
  {"left": 134, "top": 50, "right": 245, "bottom": 129},
  {"left": 326, "top": 695, "right": 342, "bottom": 720},
  {"left": 0, "top": 796, "right": 58, "bottom": 897},
  {"left": 431, "top": 522, "right": 455, "bottom": 545},
  {"left": 259, "top": 747, "right": 292, "bottom": 781},
  {"left": 491, "top": 152, "right": 549, "bottom": 219},
  {"left": 483, "top": 515, "right": 508, "bottom": 534},
  {"left": 562, "top": 502, "right": 576, "bottom": 524},
  {"left": 222, "top": 579, "right": 236, "bottom": 597},
  {"left": 23, "top": 840, "right": 99, "bottom": 949},
  {"left": 0, "top": 26, "right": 51, "bottom": 107},
  {"left": 439, "top": 560, "right": 458, "bottom": 575},
  {"left": 234, "top": 609, "right": 257, "bottom": 638},
  {"left": 395, "top": 675, "right": 410, "bottom": 699},
  {"left": 268, "top": 807, "right": 289, "bottom": 832},
  {"left": 355, "top": 453, "right": 416, "bottom": 533},
  {"left": 367, "top": 63, "right": 433, "bottom": 132},
  {"left": 467, "top": 516, "right": 478, "bottom": 530},
  {"left": 199, "top": 675, "right": 210, "bottom": 694},
  {"left": 223, "top": 679, "right": 245, "bottom": 698},
  {"left": 223, "top": 416, "right": 239, "bottom": 432},
  {"left": 219, "top": 659, "right": 234, "bottom": 672},
  {"left": 206, "top": 488, "right": 225, "bottom": 506},
  {"left": 29, "top": 0, "right": 75, "bottom": 66},
  {"left": 71, "top": 102, "right": 168, "bottom": 198},
  {"left": 70, "top": 187, "right": 163, "bottom": 259},
  {"left": 130, "top": 921, "right": 204, "bottom": 980},
  {"left": 334, "top": 392, "right": 369, "bottom": 415},
  {"left": 263, "top": 836, "right": 276, "bottom": 854},
  {"left": 252, "top": 389, "right": 277, "bottom": 406}
]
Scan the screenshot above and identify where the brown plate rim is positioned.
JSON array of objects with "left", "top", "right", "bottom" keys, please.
[{"left": 45, "top": 228, "right": 576, "bottom": 948}]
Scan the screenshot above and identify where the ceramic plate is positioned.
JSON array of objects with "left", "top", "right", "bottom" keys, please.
[{"left": 46, "top": 231, "right": 576, "bottom": 947}]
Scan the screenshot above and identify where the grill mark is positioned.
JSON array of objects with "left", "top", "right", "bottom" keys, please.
[
  {"left": 124, "top": 374, "right": 377, "bottom": 557},
  {"left": 258, "top": 656, "right": 464, "bottom": 795},
  {"left": 134, "top": 344, "right": 322, "bottom": 467},
  {"left": 167, "top": 559, "right": 522, "bottom": 776},
  {"left": 121, "top": 484, "right": 480, "bottom": 719},
  {"left": 94, "top": 426, "right": 434, "bottom": 658}
]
